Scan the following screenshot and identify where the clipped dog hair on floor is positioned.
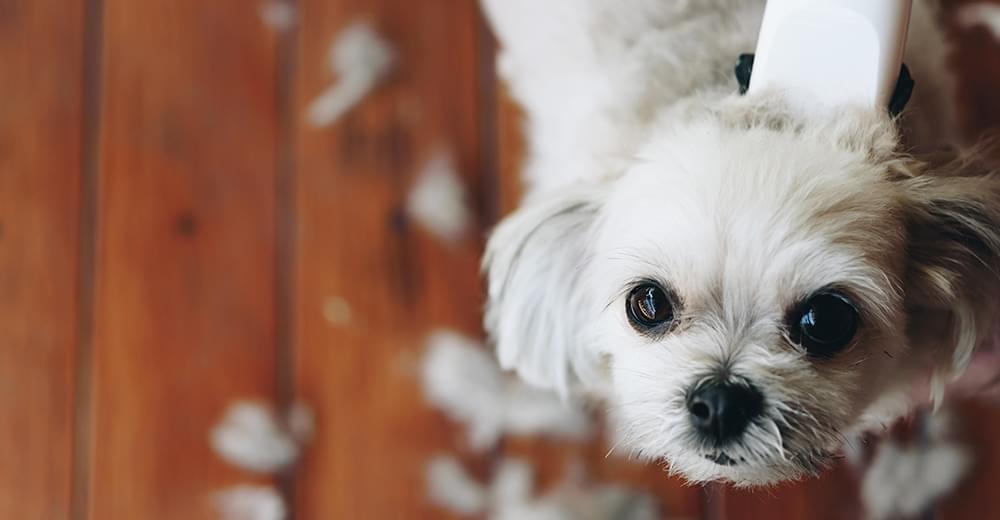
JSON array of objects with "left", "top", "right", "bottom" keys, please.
[
  {"left": 861, "top": 410, "right": 972, "bottom": 520},
  {"left": 214, "top": 485, "right": 286, "bottom": 520},
  {"left": 426, "top": 455, "right": 659, "bottom": 520},
  {"left": 420, "top": 329, "right": 593, "bottom": 450},
  {"left": 307, "top": 21, "right": 395, "bottom": 127},
  {"left": 211, "top": 400, "right": 314, "bottom": 473}
]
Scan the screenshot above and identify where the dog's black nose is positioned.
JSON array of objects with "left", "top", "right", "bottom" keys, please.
[{"left": 687, "top": 381, "right": 763, "bottom": 443}]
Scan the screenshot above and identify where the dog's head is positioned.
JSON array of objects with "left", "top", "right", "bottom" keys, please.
[{"left": 484, "top": 96, "right": 1000, "bottom": 486}]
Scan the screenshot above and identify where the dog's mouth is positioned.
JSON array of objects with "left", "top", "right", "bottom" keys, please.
[
  {"left": 704, "top": 452, "right": 742, "bottom": 466},
  {"left": 702, "top": 449, "right": 833, "bottom": 478},
  {"left": 687, "top": 415, "right": 839, "bottom": 483}
]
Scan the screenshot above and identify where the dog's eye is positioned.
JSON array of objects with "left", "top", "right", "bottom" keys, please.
[
  {"left": 790, "top": 291, "right": 859, "bottom": 357},
  {"left": 626, "top": 283, "right": 674, "bottom": 331}
]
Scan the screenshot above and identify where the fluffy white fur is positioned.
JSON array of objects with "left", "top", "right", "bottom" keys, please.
[{"left": 481, "top": 0, "right": 1000, "bottom": 486}]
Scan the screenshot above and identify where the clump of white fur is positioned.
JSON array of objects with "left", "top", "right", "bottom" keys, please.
[
  {"left": 407, "top": 149, "right": 473, "bottom": 244},
  {"left": 214, "top": 485, "right": 286, "bottom": 520},
  {"left": 258, "top": 1, "right": 296, "bottom": 32},
  {"left": 861, "top": 411, "right": 972, "bottom": 520},
  {"left": 285, "top": 401, "right": 316, "bottom": 442},
  {"left": 421, "top": 330, "right": 592, "bottom": 450},
  {"left": 211, "top": 401, "right": 314, "bottom": 473},
  {"left": 957, "top": 3, "right": 1000, "bottom": 40},
  {"left": 307, "top": 21, "right": 395, "bottom": 127},
  {"left": 426, "top": 456, "right": 490, "bottom": 515},
  {"left": 426, "top": 455, "right": 659, "bottom": 520}
]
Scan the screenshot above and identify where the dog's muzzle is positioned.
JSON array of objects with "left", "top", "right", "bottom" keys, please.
[{"left": 686, "top": 379, "right": 764, "bottom": 446}]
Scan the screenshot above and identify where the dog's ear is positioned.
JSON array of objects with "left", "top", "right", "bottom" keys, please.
[
  {"left": 483, "top": 184, "right": 605, "bottom": 395},
  {"left": 897, "top": 142, "right": 1000, "bottom": 374}
]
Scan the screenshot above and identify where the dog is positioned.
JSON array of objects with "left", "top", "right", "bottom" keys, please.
[{"left": 480, "top": 0, "right": 1000, "bottom": 486}]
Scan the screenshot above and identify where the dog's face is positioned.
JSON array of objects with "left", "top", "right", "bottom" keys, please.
[
  {"left": 593, "top": 112, "right": 915, "bottom": 485},
  {"left": 485, "top": 99, "right": 1000, "bottom": 486}
]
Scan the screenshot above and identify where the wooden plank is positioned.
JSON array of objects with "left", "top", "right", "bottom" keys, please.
[
  {"left": 0, "top": 0, "right": 86, "bottom": 517},
  {"left": 87, "top": 1, "right": 281, "bottom": 518},
  {"left": 293, "top": 1, "right": 490, "bottom": 517}
]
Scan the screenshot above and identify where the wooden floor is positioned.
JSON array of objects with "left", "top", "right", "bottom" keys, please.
[{"left": 1, "top": 0, "right": 999, "bottom": 518}]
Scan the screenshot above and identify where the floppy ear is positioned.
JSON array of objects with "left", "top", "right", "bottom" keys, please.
[
  {"left": 898, "top": 142, "right": 1000, "bottom": 375},
  {"left": 483, "top": 185, "right": 605, "bottom": 395}
]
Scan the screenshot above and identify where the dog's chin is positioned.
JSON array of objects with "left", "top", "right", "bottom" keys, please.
[{"left": 665, "top": 447, "right": 832, "bottom": 488}]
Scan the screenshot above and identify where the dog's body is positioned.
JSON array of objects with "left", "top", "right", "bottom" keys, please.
[
  {"left": 482, "top": 0, "right": 1000, "bottom": 486},
  {"left": 482, "top": 0, "right": 958, "bottom": 194}
]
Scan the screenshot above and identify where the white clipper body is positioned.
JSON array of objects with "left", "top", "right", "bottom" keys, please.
[{"left": 747, "top": 0, "right": 913, "bottom": 113}]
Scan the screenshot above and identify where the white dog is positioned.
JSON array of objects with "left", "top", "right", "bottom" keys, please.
[{"left": 481, "top": 0, "right": 1000, "bottom": 486}]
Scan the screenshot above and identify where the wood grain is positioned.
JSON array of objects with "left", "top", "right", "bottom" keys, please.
[
  {"left": 293, "top": 1, "right": 491, "bottom": 517},
  {"left": 0, "top": 0, "right": 86, "bottom": 517},
  {"left": 87, "top": 1, "right": 282, "bottom": 518}
]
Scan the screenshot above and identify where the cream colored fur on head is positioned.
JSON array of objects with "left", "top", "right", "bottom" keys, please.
[{"left": 481, "top": 0, "right": 1000, "bottom": 486}]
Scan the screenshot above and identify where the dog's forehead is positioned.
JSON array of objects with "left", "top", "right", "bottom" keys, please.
[{"left": 594, "top": 137, "right": 903, "bottom": 312}]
